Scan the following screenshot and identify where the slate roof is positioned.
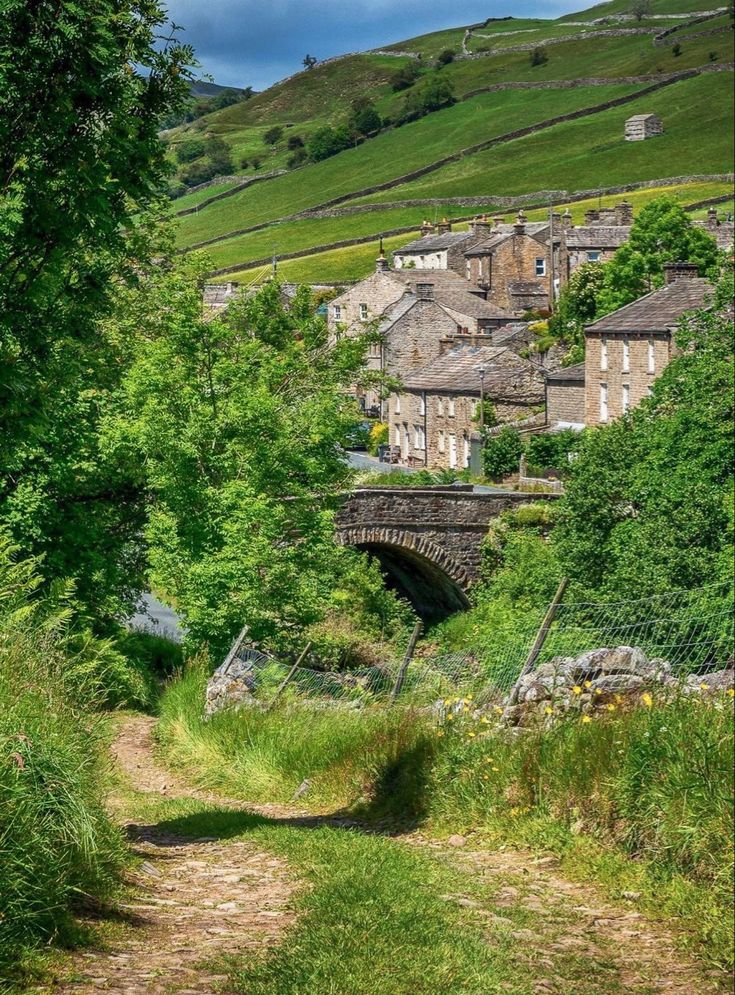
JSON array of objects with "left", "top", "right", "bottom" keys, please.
[
  {"left": 585, "top": 278, "right": 712, "bottom": 334},
  {"left": 400, "top": 345, "right": 544, "bottom": 400},
  {"left": 437, "top": 292, "right": 513, "bottom": 321},
  {"left": 545, "top": 362, "right": 585, "bottom": 382},
  {"left": 564, "top": 226, "right": 631, "bottom": 249},
  {"left": 395, "top": 231, "right": 479, "bottom": 253},
  {"left": 492, "top": 322, "right": 532, "bottom": 345},
  {"left": 464, "top": 224, "right": 550, "bottom": 256}
]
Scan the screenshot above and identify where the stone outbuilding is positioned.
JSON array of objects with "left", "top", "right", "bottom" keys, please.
[
  {"left": 625, "top": 113, "right": 663, "bottom": 141},
  {"left": 584, "top": 263, "right": 711, "bottom": 426},
  {"left": 388, "top": 344, "right": 545, "bottom": 470}
]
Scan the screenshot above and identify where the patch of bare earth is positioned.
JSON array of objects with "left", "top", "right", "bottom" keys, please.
[
  {"left": 412, "top": 834, "right": 727, "bottom": 994},
  {"left": 55, "top": 716, "right": 295, "bottom": 995}
]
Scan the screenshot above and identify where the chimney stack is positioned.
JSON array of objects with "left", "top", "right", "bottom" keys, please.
[
  {"left": 514, "top": 209, "right": 526, "bottom": 236},
  {"left": 416, "top": 282, "right": 435, "bottom": 301},
  {"left": 561, "top": 209, "right": 573, "bottom": 230},
  {"left": 470, "top": 214, "right": 492, "bottom": 238},
  {"left": 598, "top": 207, "right": 617, "bottom": 225},
  {"left": 615, "top": 200, "right": 634, "bottom": 225},
  {"left": 420, "top": 219, "right": 433, "bottom": 237},
  {"left": 707, "top": 206, "right": 719, "bottom": 232},
  {"left": 663, "top": 261, "right": 700, "bottom": 285},
  {"left": 436, "top": 217, "right": 452, "bottom": 235},
  {"left": 584, "top": 209, "right": 600, "bottom": 224},
  {"left": 493, "top": 214, "right": 504, "bottom": 230}
]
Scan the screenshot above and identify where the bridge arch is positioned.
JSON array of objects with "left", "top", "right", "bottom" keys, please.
[{"left": 336, "top": 525, "right": 472, "bottom": 621}]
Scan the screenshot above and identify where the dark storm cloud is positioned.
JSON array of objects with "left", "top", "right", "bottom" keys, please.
[{"left": 164, "top": 0, "right": 576, "bottom": 90}]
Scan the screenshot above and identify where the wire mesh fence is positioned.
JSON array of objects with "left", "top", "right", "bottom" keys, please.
[{"left": 223, "top": 581, "right": 734, "bottom": 711}]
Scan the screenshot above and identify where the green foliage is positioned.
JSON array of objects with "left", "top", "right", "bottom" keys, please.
[
  {"left": 367, "top": 421, "right": 389, "bottom": 455},
  {"left": 548, "top": 263, "right": 606, "bottom": 363},
  {"left": 555, "top": 273, "right": 734, "bottom": 599},
  {"left": 397, "top": 76, "right": 456, "bottom": 124},
  {"left": 530, "top": 46, "right": 549, "bottom": 66},
  {"left": 307, "top": 124, "right": 354, "bottom": 162},
  {"left": 436, "top": 48, "right": 457, "bottom": 67},
  {"left": 0, "top": 0, "right": 194, "bottom": 624},
  {"left": 263, "top": 125, "right": 284, "bottom": 146},
  {"left": 0, "top": 541, "right": 127, "bottom": 980},
  {"left": 390, "top": 62, "right": 421, "bottom": 91},
  {"left": 287, "top": 134, "right": 304, "bottom": 150},
  {"left": 349, "top": 98, "right": 382, "bottom": 137},
  {"left": 482, "top": 426, "right": 524, "bottom": 479},
  {"left": 176, "top": 136, "right": 207, "bottom": 163},
  {"left": 595, "top": 196, "right": 721, "bottom": 314},
  {"left": 114, "top": 272, "right": 379, "bottom": 656},
  {"left": 525, "top": 429, "right": 584, "bottom": 477}
]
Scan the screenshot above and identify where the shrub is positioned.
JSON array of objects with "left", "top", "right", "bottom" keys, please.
[
  {"left": 240, "top": 156, "right": 249, "bottom": 170},
  {"left": 390, "top": 63, "right": 421, "bottom": 92},
  {"left": 368, "top": 422, "right": 389, "bottom": 456},
  {"left": 176, "top": 136, "right": 206, "bottom": 163},
  {"left": 349, "top": 98, "right": 382, "bottom": 137},
  {"left": 672, "top": 42, "right": 682, "bottom": 56},
  {"left": 307, "top": 124, "right": 353, "bottom": 162},
  {"left": 436, "top": 49, "right": 456, "bottom": 67},
  {"left": 482, "top": 427, "right": 524, "bottom": 479},
  {"left": 287, "top": 134, "right": 304, "bottom": 150},
  {"left": 529, "top": 47, "right": 549, "bottom": 66},
  {"left": 397, "top": 77, "right": 455, "bottom": 125},
  {"left": 525, "top": 429, "right": 583, "bottom": 477},
  {"left": 287, "top": 147, "right": 308, "bottom": 169},
  {"left": 263, "top": 125, "right": 284, "bottom": 146}
]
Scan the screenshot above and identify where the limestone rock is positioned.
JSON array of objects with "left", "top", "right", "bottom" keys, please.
[{"left": 205, "top": 657, "right": 258, "bottom": 717}]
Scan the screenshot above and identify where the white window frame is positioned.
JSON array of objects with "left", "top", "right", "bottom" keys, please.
[
  {"left": 600, "top": 337, "right": 608, "bottom": 372},
  {"left": 437, "top": 397, "right": 444, "bottom": 416},
  {"left": 414, "top": 424, "right": 425, "bottom": 451},
  {"left": 535, "top": 257, "right": 547, "bottom": 277},
  {"left": 419, "top": 393, "right": 426, "bottom": 417},
  {"left": 333, "top": 305, "right": 342, "bottom": 321},
  {"left": 448, "top": 397, "right": 456, "bottom": 417},
  {"left": 448, "top": 433, "right": 457, "bottom": 469},
  {"left": 395, "top": 395, "right": 401, "bottom": 415},
  {"left": 587, "top": 250, "right": 601, "bottom": 263},
  {"left": 600, "top": 383, "right": 608, "bottom": 423},
  {"left": 394, "top": 425, "right": 401, "bottom": 446},
  {"left": 622, "top": 337, "right": 630, "bottom": 374},
  {"left": 648, "top": 338, "right": 655, "bottom": 374},
  {"left": 463, "top": 434, "right": 470, "bottom": 468},
  {"left": 622, "top": 383, "right": 630, "bottom": 414},
  {"left": 359, "top": 303, "right": 369, "bottom": 321}
]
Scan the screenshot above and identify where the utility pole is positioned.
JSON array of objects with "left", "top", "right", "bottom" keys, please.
[{"left": 272, "top": 250, "right": 278, "bottom": 280}]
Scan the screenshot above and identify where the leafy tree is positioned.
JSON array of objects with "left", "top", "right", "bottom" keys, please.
[
  {"left": 397, "top": 77, "right": 455, "bottom": 124},
  {"left": 307, "top": 125, "right": 353, "bottom": 162},
  {"left": 287, "top": 147, "right": 309, "bottom": 169},
  {"left": 555, "top": 272, "right": 734, "bottom": 599},
  {"left": 672, "top": 42, "right": 682, "bottom": 56},
  {"left": 436, "top": 49, "right": 456, "bottom": 67},
  {"left": 287, "top": 134, "right": 305, "bottom": 150},
  {"left": 595, "top": 197, "right": 720, "bottom": 314},
  {"left": 525, "top": 429, "right": 583, "bottom": 476},
  {"left": 176, "top": 136, "right": 207, "bottom": 163},
  {"left": 115, "top": 273, "right": 378, "bottom": 654},
  {"left": 631, "top": 0, "right": 651, "bottom": 21},
  {"left": 548, "top": 263, "right": 607, "bottom": 363},
  {"left": 0, "top": 0, "right": 193, "bottom": 622},
  {"left": 530, "top": 47, "right": 549, "bottom": 66},
  {"left": 303, "top": 54, "right": 318, "bottom": 70},
  {"left": 390, "top": 63, "right": 421, "bottom": 92},
  {"left": 349, "top": 98, "right": 382, "bottom": 137},
  {"left": 263, "top": 126, "right": 284, "bottom": 146},
  {"left": 483, "top": 427, "right": 524, "bottom": 479}
]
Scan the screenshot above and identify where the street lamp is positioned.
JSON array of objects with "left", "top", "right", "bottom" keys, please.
[{"left": 477, "top": 366, "right": 486, "bottom": 430}]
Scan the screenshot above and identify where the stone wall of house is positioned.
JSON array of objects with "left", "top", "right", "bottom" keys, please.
[
  {"left": 472, "top": 231, "right": 552, "bottom": 311},
  {"left": 384, "top": 301, "right": 459, "bottom": 382},
  {"left": 585, "top": 332, "right": 674, "bottom": 424},
  {"left": 328, "top": 271, "right": 406, "bottom": 338},
  {"left": 547, "top": 381, "right": 586, "bottom": 426}
]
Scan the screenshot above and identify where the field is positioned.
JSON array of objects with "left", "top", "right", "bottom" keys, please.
[{"left": 169, "top": 0, "right": 733, "bottom": 285}]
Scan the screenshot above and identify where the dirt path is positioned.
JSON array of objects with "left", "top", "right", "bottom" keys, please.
[
  {"left": 56, "top": 715, "right": 723, "bottom": 995},
  {"left": 56, "top": 716, "right": 295, "bottom": 995}
]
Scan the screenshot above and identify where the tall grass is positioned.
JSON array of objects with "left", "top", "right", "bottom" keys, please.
[
  {"left": 0, "top": 631, "right": 126, "bottom": 985},
  {"left": 159, "top": 667, "right": 734, "bottom": 967}
]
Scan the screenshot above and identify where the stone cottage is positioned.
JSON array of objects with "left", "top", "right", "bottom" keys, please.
[
  {"left": 625, "top": 114, "right": 663, "bottom": 141},
  {"left": 558, "top": 203, "right": 634, "bottom": 285},
  {"left": 387, "top": 344, "right": 545, "bottom": 470},
  {"left": 392, "top": 217, "right": 491, "bottom": 274},
  {"left": 544, "top": 363, "right": 586, "bottom": 430},
  {"left": 584, "top": 263, "right": 711, "bottom": 426}
]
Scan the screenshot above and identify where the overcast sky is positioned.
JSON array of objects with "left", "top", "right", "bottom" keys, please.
[{"left": 165, "top": 0, "right": 579, "bottom": 91}]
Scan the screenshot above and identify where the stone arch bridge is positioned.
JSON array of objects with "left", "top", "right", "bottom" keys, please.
[{"left": 335, "top": 486, "right": 554, "bottom": 620}]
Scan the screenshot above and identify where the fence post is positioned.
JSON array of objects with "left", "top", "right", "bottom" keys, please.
[
  {"left": 507, "top": 578, "right": 568, "bottom": 705},
  {"left": 390, "top": 621, "right": 424, "bottom": 705},
  {"left": 267, "top": 642, "right": 312, "bottom": 710},
  {"left": 221, "top": 625, "right": 250, "bottom": 675}
]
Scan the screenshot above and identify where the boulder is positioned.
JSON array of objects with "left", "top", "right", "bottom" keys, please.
[
  {"left": 205, "top": 657, "right": 258, "bottom": 717},
  {"left": 588, "top": 673, "right": 646, "bottom": 694},
  {"left": 570, "top": 646, "right": 648, "bottom": 679}
]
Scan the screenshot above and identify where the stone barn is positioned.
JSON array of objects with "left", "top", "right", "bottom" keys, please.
[{"left": 625, "top": 114, "right": 663, "bottom": 141}]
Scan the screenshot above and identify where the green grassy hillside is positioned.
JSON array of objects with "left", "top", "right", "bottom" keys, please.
[{"left": 171, "top": 0, "right": 733, "bottom": 283}]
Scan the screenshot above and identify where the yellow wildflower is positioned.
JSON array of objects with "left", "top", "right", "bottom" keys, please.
[
  {"left": 727, "top": 688, "right": 734, "bottom": 698},
  {"left": 436, "top": 730, "right": 445, "bottom": 737},
  {"left": 481, "top": 716, "right": 489, "bottom": 725},
  {"left": 492, "top": 766, "right": 500, "bottom": 772},
  {"left": 593, "top": 689, "right": 602, "bottom": 696},
  {"left": 572, "top": 685, "right": 582, "bottom": 695},
  {"left": 581, "top": 715, "right": 592, "bottom": 724},
  {"left": 641, "top": 692, "right": 653, "bottom": 708},
  {"left": 544, "top": 706, "right": 553, "bottom": 715},
  {"left": 494, "top": 705, "right": 503, "bottom": 715},
  {"left": 482, "top": 774, "right": 489, "bottom": 781},
  {"left": 467, "top": 731, "right": 476, "bottom": 738},
  {"left": 446, "top": 714, "right": 454, "bottom": 722},
  {"left": 699, "top": 682, "right": 710, "bottom": 691},
  {"left": 606, "top": 703, "right": 616, "bottom": 712},
  {"left": 615, "top": 694, "right": 623, "bottom": 704},
  {"left": 584, "top": 680, "right": 592, "bottom": 689}
]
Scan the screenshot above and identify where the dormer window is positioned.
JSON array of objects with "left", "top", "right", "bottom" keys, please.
[{"left": 535, "top": 258, "right": 547, "bottom": 277}]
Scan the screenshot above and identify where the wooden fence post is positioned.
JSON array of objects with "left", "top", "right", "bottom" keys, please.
[
  {"left": 221, "top": 625, "right": 250, "bottom": 674},
  {"left": 267, "top": 642, "right": 312, "bottom": 710},
  {"left": 507, "top": 578, "right": 568, "bottom": 706},
  {"left": 390, "top": 621, "right": 424, "bottom": 705}
]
